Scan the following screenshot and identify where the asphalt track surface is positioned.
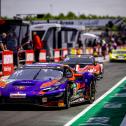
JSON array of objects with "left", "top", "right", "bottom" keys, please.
[{"left": 0, "top": 62, "right": 126, "bottom": 126}]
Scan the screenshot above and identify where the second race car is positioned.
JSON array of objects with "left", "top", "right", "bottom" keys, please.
[
  {"left": 109, "top": 48, "right": 126, "bottom": 62},
  {"left": 62, "top": 54, "right": 104, "bottom": 80}
]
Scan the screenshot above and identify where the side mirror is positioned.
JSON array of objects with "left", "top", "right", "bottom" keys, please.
[
  {"left": 74, "top": 73, "right": 82, "bottom": 77},
  {"left": 74, "top": 73, "right": 83, "bottom": 82}
]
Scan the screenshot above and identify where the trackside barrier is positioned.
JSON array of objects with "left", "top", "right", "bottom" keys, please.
[
  {"left": 85, "top": 47, "right": 93, "bottom": 54},
  {"left": 70, "top": 48, "right": 77, "bottom": 55},
  {"left": 62, "top": 48, "right": 68, "bottom": 59},
  {"left": 54, "top": 49, "right": 60, "bottom": 62},
  {"left": 69, "top": 48, "right": 84, "bottom": 55},
  {"left": 25, "top": 50, "right": 34, "bottom": 64},
  {"left": 2, "top": 51, "right": 14, "bottom": 76},
  {"left": 39, "top": 50, "right": 46, "bottom": 62},
  {"left": 77, "top": 48, "right": 83, "bottom": 54}
]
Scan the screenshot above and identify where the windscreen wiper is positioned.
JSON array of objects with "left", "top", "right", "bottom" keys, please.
[{"left": 33, "top": 69, "right": 42, "bottom": 80}]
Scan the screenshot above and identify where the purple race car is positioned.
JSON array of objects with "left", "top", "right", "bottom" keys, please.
[{"left": 0, "top": 63, "right": 96, "bottom": 109}]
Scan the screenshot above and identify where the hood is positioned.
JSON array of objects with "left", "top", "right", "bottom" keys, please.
[{"left": 1, "top": 78, "right": 60, "bottom": 96}]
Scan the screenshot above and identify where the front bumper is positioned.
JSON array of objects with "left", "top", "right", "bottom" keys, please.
[{"left": 0, "top": 92, "right": 65, "bottom": 107}]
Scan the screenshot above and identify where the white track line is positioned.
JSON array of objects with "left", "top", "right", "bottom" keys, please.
[
  {"left": 120, "top": 113, "right": 126, "bottom": 126},
  {"left": 64, "top": 76, "right": 126, "bottom": 126}
]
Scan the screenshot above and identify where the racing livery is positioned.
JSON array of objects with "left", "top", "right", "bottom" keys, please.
[
  {"left": 0, "top": 63, "right": 96, "bottom": 109},
  {"left": 109, "top": 48, "right": 126, "bottom": 62},
  {"left": 62, "top": 54, "right": 104, "bottom": 79}
]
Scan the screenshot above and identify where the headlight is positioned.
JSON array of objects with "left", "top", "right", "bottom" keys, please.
[
  {"left": 42, "top": 84, "right": 61, "bottom": 92},
  {"left": 55, "top": 92, "right": 64, "bottom": 98}
]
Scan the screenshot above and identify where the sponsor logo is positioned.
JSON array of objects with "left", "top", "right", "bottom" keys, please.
[{"left": 16, "top": 86, "right": 25, "bottom": 90}]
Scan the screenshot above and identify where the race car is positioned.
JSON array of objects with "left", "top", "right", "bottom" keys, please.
[
  {"left": 62, "top": 54, "right": 104, "bottom": 79},
  {"left": 109, "top": 48, "right": 126, "bottom": 62},
  {"left": 0, "top": 63, "right": 96, "bottom": 109}
]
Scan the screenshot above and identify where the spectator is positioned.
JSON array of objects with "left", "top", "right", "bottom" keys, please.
[
  {"left": 112, "top": 41, "right": 117, "bottom": 50},
  {"left": 7, "top": 32, "right": 17, "bottom": 51},
  {"left": 0, "top": 39, "right": 5, "bottom": 51},
  {"left": 32, "top": 32, "right": 43, "bottom": 62},
  {"left": 101, "top": 39, "right": 107, "bottom": 60},
  {"left": 0, "top": 33, "right": 8, "bottom": 72},
  {"left": 0, "top": 33, "right": 8, "bottom": 51},
  {"left": 21, "top": 33, "right": 32, "bottom": 50},
  {"left": 108, "top": 42, "right": 112, "bottom": 53},
  {"left": 7, "top": 32, "right": 18, "bottom": 66}
]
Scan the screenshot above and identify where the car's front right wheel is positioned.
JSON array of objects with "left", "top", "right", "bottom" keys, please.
[
  {"left": 87, "top": 79, "right": 96, "bottom": 104},
  {"left": 64, "top": 85, "right": 71, "bottom": 109}
]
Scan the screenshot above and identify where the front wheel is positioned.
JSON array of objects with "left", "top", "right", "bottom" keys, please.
[
  {"left": 87, "top": 80, "right": 96, "bottom": 104},
  {"left": 64, "top": 85, "right": 71, "bottom": 109}
]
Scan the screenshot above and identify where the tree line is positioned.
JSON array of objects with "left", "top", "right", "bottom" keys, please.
[{"left": 24, "top": 12, "right": 126, "bottom": 21}]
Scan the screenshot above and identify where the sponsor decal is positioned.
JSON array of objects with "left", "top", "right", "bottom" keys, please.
[{"left": 16, "top": 86, "right": 26, "bottom": 90}]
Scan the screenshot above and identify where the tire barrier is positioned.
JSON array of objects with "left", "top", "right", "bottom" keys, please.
[
  {"left": 0, "top": 51, "right": 14, "bottom": 77},
  {"left": 25, "top": 50, "right": 34, "bottom": 64},
  {"left": 39, "top": 50, "right": 46, "bottom": 62},
  {"left": 54, "top": 49, "right": 60, "bottom": 62}
]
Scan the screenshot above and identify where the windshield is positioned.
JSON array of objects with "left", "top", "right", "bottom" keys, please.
[
  {"left": 9, "top": 68, "right": 63, "bottom": 81},
  {"left": 113, "top": 51, "right": 126, "bottom": 54},
  {"left": 63, "top": 57, "right": 93, "bottom": 64},
  {"left": 67, "top": 64, "right": 87, "bottom": 68}
]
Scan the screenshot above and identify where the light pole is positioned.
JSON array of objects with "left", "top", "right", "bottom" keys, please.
[{"left": 0, "top": 0, "right": 1, "bottom": 17}]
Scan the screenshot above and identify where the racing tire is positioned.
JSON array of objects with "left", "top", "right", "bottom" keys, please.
[
  {"left": 87, "top": 79, "right": 96, "bottom": 104},
  {"left": 100, "top": 72, "right": 104, "bottom": 79},
  {"left": 64, "top": 85, "right": 71, "bottom": 109}
]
